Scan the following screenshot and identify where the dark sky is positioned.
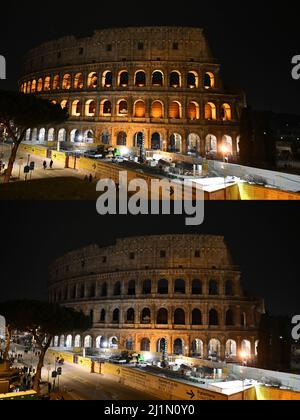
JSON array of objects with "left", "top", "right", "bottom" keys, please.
[
  {"left": 0, "top": 201, "right": 299, "bottom": 317},
  {"left": 0, "top": 1, "right": 299, "bottom": 113}
]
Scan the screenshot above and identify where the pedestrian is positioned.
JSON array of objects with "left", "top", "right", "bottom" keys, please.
[
  {"left": 50, "top": 160, "right": 53, "bottom": 169},
  {"left": 43, "top": 160, "right": 47, "bottom": 170}
]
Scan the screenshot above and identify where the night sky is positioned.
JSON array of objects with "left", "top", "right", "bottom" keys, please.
[
  {"left": 0, "top": 1, "right": 299, "bottom": 114},
  {"left": 0, "top": 201, "right": 299, "bottom": 317}
]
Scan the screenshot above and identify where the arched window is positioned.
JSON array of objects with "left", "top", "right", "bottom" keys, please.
[
  {"left": 101, "top": 131, "right": 110, "bottom": 145},
  {"left": 151, "top": 101, "right": 164, "bottom": 118},
  {"left": 151, "top": 132, "right": 161, "bottom": 149},
  {"left": 126, "top": 308, "right": 135, "bottom": 323},
  {"left": 71, "top": 100, "right": 81, "bottom": 116},
  {"left": 38, "top": 128, "right": 46, "bottom": 142},
  {"left": 188, "top": 102, "right": 200, "bottom": 120},
  {"left": 169, "top": 133, "right": 182, "bottom": 153},
  {"left": 112, "top": 309, "right": 120, "bottom": 323},
  {"left": 26, "top": 81, "right": 31, "bottom": 94},
  {"left": 152, "top": 70, "right": 164, "bottom": 86},
  {"left": 60, "top": 100, "right": 68, "bottom": 110},
  {"left": 135, "top": 71, "right": 146, "bottom": 87},
  {"left": 74, "top": 335, "right": 81, "bottom": 348},
  {"left": 113, "top": 282, "right": 121, "bottom": 296},
  {"left": 226, "top": 340, "right": 237, "bottom": 358},
  {"left": 169, "top": 101, "right": 182, "bottom": 119},
  {"left": 31, "top": 80, "right": 37, "bottom": 93},
  {"left": 225, "top": 280, "right": 233, "bottom": 296},
  {"left": 204, "top": 72, "right": 215, "bottom": 89},
  {"left": 127, "top": 280, "right": 136, "bottom": 296},
  {"left": 52, "top": 75, "right": 60, "bottom": 90},
  {"left": 125, "top": 338, "right": 134, "bottom": 350},
  {"left": 140, "top": 338, "right": 150, "bottom": 352},
  {"left": 66, "top": 335, "right": 72, "bottom": 348},
  {"left": 48, "top": 128, "right": 55, "bottom": 142},
  {"left": 118, "top": 71, "right": 129, "bottom": 87},
  {"left": 58, "top": 128, "right": 66, "bottom": 142},
  {"left": 222, "top": 103, "right": 232, "bottom": 121},
  {"left": 85, "top": 100, "right": 96, "bottom": 117},
  {"left": 118, "top": 100, "right": 128, "bottom": 116},
  {"left": 100, "top": 100, "right": 112, "bottom": 116},
  {"left": 141, "top": 308, "right": 151, "bottom": 324},
  {"left": 101, "top": 282, "right": 107, "bottom": 297},
  {"left": 74, "top": 73, "right": 84, "bottom": 89},
  {"left": 173, "top": 339, "right": 183, "bottom": 355},
  {"left": 157, "top": 279, "right": 168, "bottom": 294},
  {"left": 205, "top": 102, "right": 217, "bottom": 120},
  {"left": 88, "top": 72, "right": 98, "bottom": 88},
  {"left": 62, "top": 74, "right": 71, "bottom": 90},
  {"left": 174, "top": 279, "right": 185, "bottom": 294},
  {"left": 174, "top": 309, "right": 185, "bottom": 325},
  {"left": 226, "top": 310, "right": 235, "bottom": 326},
  {"left": 142, "top": 280, "right": 152, "bottom": 295},
  {"left": 37, "top": 78, "right": 43, "bottom": 92},
  {"left": 134, "top": 100, "right": 146, "bottom": 118},
  {"left": 192, "top": 279, "right": 202, "bottom": 295},
  {"left": 102, "top": 71, "right": 112, "bottom": 88},
  {"left": 192, "top": 309, "right": 202, "bottom": 325},
  {"left": 117, "top": 131, "right": 127, "bottom": 146},
  {"left": 84, "top": 335, "right": 92, "bottom": 348},
  {"left": 209, "top": 280, "right": 219, "bottom": 295},
  {"left": 44, "top": 76, "right": 51, "bottom": 91},
  {"left": 157, "top": 308, "right": 168, "bottom": 324},
  {"left": 187, "top": 71, "right": 199, "bottom": 88},
  {"left": 70, "top": 129, "right": 82, "bottom": 143},
  {"left": 169, "top": 71, "right": 181, "bottom": 88},
  {"left": 209, "top": 309, "right": 219, "bottom": 326},
  {"left": 100, "top": 309, "right": 106, "bottom": 322}
]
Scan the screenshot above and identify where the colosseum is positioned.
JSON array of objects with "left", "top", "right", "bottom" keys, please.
[
  {"left": 48, "top": 235, "right": 264, "bottom": 362},
  {"left": 19, "top": 26, "right": 245, "bottom": 159}
]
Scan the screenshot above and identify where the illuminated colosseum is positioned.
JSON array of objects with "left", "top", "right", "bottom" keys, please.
[
  {"left": 48, "top": 235, "right": 264, "bottom": 361},
  {"left": 19, "top": 26, "right": 245, "bottom": 158}
]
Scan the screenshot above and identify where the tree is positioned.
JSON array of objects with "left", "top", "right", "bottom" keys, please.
[
  {"left": 0, "top": 91, "right": 67, "bottom": 183},
  {"left": 0, "top": 300, "right": 91, "bottom": 393}
]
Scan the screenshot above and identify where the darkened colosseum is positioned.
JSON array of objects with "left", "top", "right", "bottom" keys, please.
[
  {"left": 19, "top": 26, "right": 245, "bottom": 158},
  {"left": 48, "top": 235, "right": 264, "bottom": 361}
]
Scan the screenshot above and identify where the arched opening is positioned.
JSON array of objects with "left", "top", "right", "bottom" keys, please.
[
  {"left": 205, "top": 134, "right": 218, "bottom": 155},
  {"left": 112, "top": 309, "right": 120, "bottom": 324},
  {"left": 188, "top": 102, "right": 200, "bottom": 120},
  {"left": 169, "top": 101, "right": 182, "bottom": 119},
  {"left": 31, "top": 80, "right": 37, "bottom": 93},
  {"left": 226, "top": 310, "right": 235, "bottom": 326},
  {"left": 135, "top": 70, "right": 146, "bottom": 87},
  {"left": 117, "top": 100, "right": 128, "bottom": 116},
  {"left": 173, "top": 339, "right": 183, "bottom": 355},
  {"left": 95, "top": 336, "right": 102, "bottom": 349},
  {"left": 54, "top": 336, "right": 59, "bottom": 347},
  {"left": 191, "top": 339, "right": 203, "bottom": 357},
  {"left": 83, "top": 130, "right": 94, "bottom": 144},
  {"left": 101, "top": 131, "right": 110, "bottom": 145},
  {"left": 126, "top": 308, "right": 135, "bottom": 323},
  {"left": 209, "top": 309, "right": 219, "bottom": 326},
  {"left": 26, "top": 81, "right": 31, "bottom": 94},
  {"left": 58, "top": 128, "right": 66, "bottom": 143},
  {"left": 142, "top": 280, "right": 152, "bottom": 295},
  {"left": 255, "top": 340, "right": 259, "bottom": 357},
  {"left": 88, "top": 72, "right": 98, "bottom": 89},
  {"left": 44, "top": 76, "right": 51, "bottom": 91},
  {"left": 70, "top": 129, "right": 82, "bottom": 143},
  {"left": 134, "top": 100, "right": 146, "bottom": 118},
  {"left": 100, "top": 100, "right": 112, "bottom": 116},
  {"left": 169, "top": 133, "right": 182, "bottom": 153},
  {"left": 100, "top": 309, "right": 106, "bottom": 322},
  {"left": 174, "top": 279, "right": 185, "bottom": 294},
  {"left": 118, "top": 71, "right": 129, "bottom": 87},
  {"left": 134, "top": 132, "right": 144, "bottom": 148},
  {"left": 127, "top": 280, "right": 136, "bottom": 296},
  {"left": 102, "top": 71, "right": 113, "bottom": 88},
  {"left": 100, "top": 336, "right": 108, "bottom": 349},
  {"left": 225, "top": 280, "right": 233, "bottom": 296},
  {"left": 140, "top": 338, "right": 150, "bottom": 352},
  {"left": 221, "top": 103, "right": 232, "bottom": 121},
  {"left": 113, "top": 281, "right": 121, "bottom": 296},
  {"left": 37, "top": 78, "right": 43, "bottom": 92},
  {"left": 187, "top": 71, "right": 199, "bottom": 88},
  {"left": 85, "top": 100, "right": 96, "bottom": 117},
  {"left": 208, "top": 339, "right": 221, "bottom": 358},
  {"left": 209, "top": 280, "right": 219, "bottom": 295},
  {"left": 66, "top": 335, "right": 72, "bottom": 348},
  {"left": 151, "top": 132, "right": 162, "bottom": 150},
  {"left": 60, "top": 100, "right": 68, "bottom": 110},
  {"left": 25, "top": 129, "right": 31, "bottom": 142},
  {"left": 74, "top": 73, "right": 84, "bottom": 89},
  {"left": 157, "top": 308, "right": 168, "bottom": 325},
  {"left": 226, "top": 340, "right": 237, "bottom": 358},
  {"left": 71, "top": 100, "right": 81, "bottom": 117},
  {"left": 84, "top": 335, "right": 92, "bottom": 348},
  {"left": 125, "top": 338, "right": 134, "bottom": 350},
  {"left": 109, "top": 337, "right": 118, "bottom": 349},
  {"left": 174, "top": 309, "right": 185, "bottom": 325},
  {"left": 141, "top": 308, "right": 151, "bottom": 324},
  {"left": 241, "top": 340, "right": 251, "bottom": 358},
  {"left": 152, "top": 70, "right": 164, "bottom": 86},
  {"left": 187, "top": 133, "right": 200, "bottom": 155},
  {"left": 38, "top": 128, "right": 46, "bottom": 143},
  {"left": 157, "top": 279, "right": 168, "bottom": 294},
  {"left": 117, "top": 131, "right": 127, "bottom": 146},
  {"left": 169, "top": 71, "right": 181, "bottom": 88},
  {"left": 192, "top": 309, "right": 202, "bottom": 325},
  {"left": 151, "top": 101, "right": 164, "bottom": 118},
  {"left": 237, "top": 136, "right": 241, "bottom": 154},
  {"left": 204, "top": 72, "right": 215, "bottom": 89},
  {"left": 62, "top": 74, "right": 71, "bottom": 90},
  {"left": 74, "top": 335, "right": 81, "bottom": 348},
  {"left": 52, "top": 75, "right": 60, "bottom": 90},
  {"left": 222, "top": 135, "right": 233, "bottom": 155},
  {"left": 48, "top": 128, "right": 55, "bottom": 142},
  {"left": 205, "top": 102, "right": 217, "bottom": 120},
  {"left": 59, "top": 335, "right": 65, "bottom": 347},
  {"left": 157, "top": 338, "right": 167, "bottom": 353},
  {"left": 192, "top": 279, "right": 202, "bottom": 295}
]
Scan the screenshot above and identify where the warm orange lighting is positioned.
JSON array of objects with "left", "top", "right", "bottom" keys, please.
[
  {"left": 220, "top": 144, "right": 228, "bottom": 154},
  {"left": 240, "top": 351, "right": 247, "bottom": 360}
]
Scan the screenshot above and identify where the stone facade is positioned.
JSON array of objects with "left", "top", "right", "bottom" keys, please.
[
  {"left": 19, "top": 27, "right": 245, "bottom": 158},
  {"left": 48, "top": 235, "right": 264, "bottom": 361}
]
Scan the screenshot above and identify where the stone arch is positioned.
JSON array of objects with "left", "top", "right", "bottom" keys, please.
[
  {"left": 102, "top": 70, "right": 113, "bottom": 88},
  {"left": 188, "top": 102, "right": 200, "bottom": 120},
  {"left": 140, "top": 338, "right": 150, "bottom": 352},
  {"left": 66, "top": 335, "right": 73, "bottom": 348},
  {"left": 88, "top": 72, "right": 98, "bottom": 89},
  {"left": 126, "top": 308, "right": 135, "bottom": 323},
  {"left": 221, "top": 103, "right": 232, "bottom": 121},
  {"left": 152, "top": 70, "right": 164, "bottom": 86},
  {"left": 109, "top": 336, "right": 118, "bottom": 349},
  {"left": 100, "top": 309, "right": 106, "bottom": 322},
  {"left": 74, "top": 73, "right": 84, "bottom": 89},
  {"left": 157, "top": 338, "right": 167, "bottom": 353},
  {"left": 37, "top": 78, "right": 43, "bottom": 92},
  {"left": 187, "top": 133, "right": 200, "bottom": 155},
  {"left": 58, "top": 128, "right": 66, "bottom": 143},
  {"left": 117, "top": 131, "right": 127, "bottom": 146},
  {"left": 60, "top": 100, "right": 68, "bottom": 110},
  {"left": 47, "top": 128, "right": 55, "bottom": 142},
  {"left": 192, "top": 279, "right": 202, "bottom": 295},
  {"left": 226, "top": 339, "right": 237, "bottom": 358},
  {"left": 169, "top": 133, "right": 182, "bottom": 153},
  {"left": 157, "top": 279, "right": 168, "bottom": 294},
  {"left": 85, "top": 100, "right": 96, "bottom": 117},
  {"left": 142, "top": 280, "right": 152, "bottom": 295},
  {"left": 117, "top": 100, "right": 128, "bottom": 116},
  {"left": 62, "top": 74, "right": 71, "bottom": 90},
  {"left": 135, "top": 70, "right": 146, "bottom": 87},
  {"left": 54, "top": 336, "right": 59, "bottom": 347},
  {"left": 169, "top": 101, "right": 182, "bottom": 119},
  {"left": 52, "top": 75, "right": 60, "bottom": 90},
  {"left": 44, "top": 76, "right": 51, "bottom": 91},
  {"left": 25, "top": 128, "right": 31, "bottom": 142},
  {"left": 222, "top": 135, "right": 233, "bottom": 155},
  {"left": 169, "top": 70, "right": 181, "bottom": 88},
  {"left": 70, "top": 129, "right": 82, "bottom": 143},
  {"left": 101, "top": 131, "right": 110, "bottom": 145},
  {"left": 31, "top": 80, "right": 37, "bottom": 93},
  {"left": 241, "top": 339, "right": 251, "bottom": 358},
  {"left": 141, "top": 308, "right": 151, "bottom": 324},
  {"left": 71, "top": 100, "right": 82, "bottom": 117},
  {"left": 208, "top": 338, "right": 221, "bottom": 358},
  {"left": 173, "top": 338, "right": 184, "bottom": 355},
  {"left": 204, "top": 72, "right": 215, "bottom": 89},
  {"left": 95, "top": 336, "right": 102, "bottom": 349},
  {"left": 112, "top": 308, "right": 120, "bottom": 323},
  {"left": 74, "top": 335, "right": 81, "bottom": 348},
  {"left": 134, "top": 132, "right": 145, "bottom": 148},
  {"left": 225, "top": 279, "right": 234, "bottom": 296},
  {"left": 151, "top": 132, "right": 162, "bottom": 150},
  {"left": 209, "top": 279, "right": 219, "bottom": 295},
  {"left": 187, "top": 71, "right": 199, "bottom": 88},
  {"left": 38, "top": 128, "right": 46, "bottom": 143},
  {"left": 134, "top": 100, "right": 146, "bottom": 118},
  {"left": 83, "top": 130, "right": 94, "bottom": 144},
  {"left": 113, "top": 281, "right": 121, "bottom": 296},
  {"left": 205, "top": 134, "right": 218, "bottom": 155},
  {"left": 191, "top": 339, "right": 204, "bottom": 357},
  {"left": 100, "top": 99, "right": 112, "bottom": 116},
  {"left": 225, "top": 309, "right": 235, "bottom": 326},
  {"left": 205, "top": 102, "right": 217, "bottom": 120},
  {"left": 59, "top": 335, "right": 65, "bottom": 347},
  {"left": 157, "top": 308, "right": 168, "bottom": 324},
  {"left": 174, "top": 279, "right": 185, "bottom": 294},
  {"left": 84, "top": 335, "right": 92, "bottom": 348},
  {"left": 118, "top": 70, "right": 129, "bottom": 87},
  {"left": 174, "top": 308, "right": 185, "bottom": 325},
  {"left": 125, "top": 337, "right": 134, "bottom": 350},
  {"left": 192, "top": 309, "right": 202, "bottom": 325},
  {"left": 151, "top": 101, "right": 164, "bottom": 118},
  {"left": 209, "top": 309, "right": 219, "bottom": 326}
]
